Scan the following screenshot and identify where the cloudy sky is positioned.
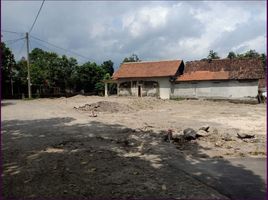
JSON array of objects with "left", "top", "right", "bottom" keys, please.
[{"left": 2, "top": 1, "right": 266, "bottom": 68}]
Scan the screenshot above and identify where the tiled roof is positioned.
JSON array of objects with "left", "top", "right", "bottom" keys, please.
[
  {"left": 112, "top": 60, "right": 183, "bottom": 79},
  {"left": 178, "top": 71, "right": 229, "bottom": 81},
  {"left": 176, "top": 58, "right": 265, "bottom": 82}
]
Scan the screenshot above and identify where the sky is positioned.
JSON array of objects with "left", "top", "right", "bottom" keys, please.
[{"left": 2, "top": 1, "right": 267, "bottom": 69}]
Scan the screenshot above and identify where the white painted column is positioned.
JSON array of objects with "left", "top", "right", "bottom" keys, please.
[{"left": 105, "top": 82, "right": 108, "bottom": 97}]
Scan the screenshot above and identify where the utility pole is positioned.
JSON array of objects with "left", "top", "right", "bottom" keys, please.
[
  {"left": 9, "top": 62, "right": 13, "bottom": 97},
  {"left": 26, "top": 32, "right": 31, "bottom": 98}
]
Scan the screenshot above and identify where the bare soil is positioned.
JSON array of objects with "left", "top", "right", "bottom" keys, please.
[{"left": 2, "top": 96, "right": 266, "bottom": 199}]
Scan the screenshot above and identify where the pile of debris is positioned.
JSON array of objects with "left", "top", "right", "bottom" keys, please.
[
  {"left": 163, "top": 125, "right": 256, "bottom": 143},
  {"left": 74, "top": 101, "right": 133, "bottom": 114},
  {"left": 162, "top": 125, "right": 265, "bottom": 158},
  {"left": 163, "top": 126, "right": 212, "bottom": 143}
]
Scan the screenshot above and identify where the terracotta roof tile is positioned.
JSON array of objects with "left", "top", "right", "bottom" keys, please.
[
  {"left": 113, "top": 60, "right": 183, "bottom": 79},
  {"left": 177, "top": 71, "right": 229, "bottom": 81},
  {"left": 177, "top": 58, "right": 265, "bottom": 82}
]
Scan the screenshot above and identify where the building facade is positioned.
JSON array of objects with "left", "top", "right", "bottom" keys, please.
[{"left": 106, "top": 58, "right": 265, "bottom": 100}]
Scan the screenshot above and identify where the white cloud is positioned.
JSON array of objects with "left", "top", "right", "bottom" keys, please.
[
  {"left": 232, "top": 35, "right": 267, "bottom": 54},
  {"left": 122, "top": 6, "right": 168, "bottom": 37},
  {"left": 2, "top": 1, "right": 266, "bottom": 67}
]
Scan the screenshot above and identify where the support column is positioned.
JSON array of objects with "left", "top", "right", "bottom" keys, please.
[
  {"left": 117, "top": 83, "right": 119, "bottom": 96},
  {"left": 105, "top": 82, "right": 108, "bottom": 97},
  {"left": 130, "top": 80, "right": 133, "bottom": 95}
]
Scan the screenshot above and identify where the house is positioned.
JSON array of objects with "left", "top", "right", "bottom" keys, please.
[
  {"left": 105, "top": 58, "right": 265, "bottom": 100},
  {"left": 110, "top": 60, "right": 185, "bottom": 99},
  {"left": 173, "top": 58, "right": 265, "bottom": 99}
]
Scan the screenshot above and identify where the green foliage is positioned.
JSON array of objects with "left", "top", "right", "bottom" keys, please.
[
  {"left": 227, "top": 51, "right": 236, "bottom": 59},
  {"left": 95, "top": 82, "right": 104, "bottom": 92},
  {"left": 1, "top": 42, "right": 16, "bottom": 97},
  {"left": 72, "top": 61, "right": 106, "bottom": 92},
  {"left": 243, "top": 49, "right": 260, "bottom": 58},
  {"left": 103, "top": 73, "right": 111, "bottom": 80},
  {"left": 101, "top": 60, "right": 114, "bottom": 76},
  {"left": 2, "top": 43, "right": 112, "bottom": 97},
  {"left": 207, "top": 50, "right": 220, "bottom": 59},
  {"left": 226, "top": 49, "right": 266, "bottom": 70},
  {"left": 260, "top": 53, "right": 267, "bottom": 70},
  {"left": 123, "top": 54, "right": 141, "bottom": 63}
]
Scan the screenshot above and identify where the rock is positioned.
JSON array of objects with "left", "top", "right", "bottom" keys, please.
[
  {"left": 215, "top": 142, "right": 223, "bottom": 147},
  {"left": 212, "top": 156, "right": 223, "bottom": 159},
  {"left": 199, "top": 125, "right": 210, "bottom": 132},
  {"left": 163, "top": 129, "right": 174, "bottom": 143},
  {"left": 237, "top": 133, "right": 255, "bottom": 139},
  {"left": 172, "top": 131, "right": 183, "bottom": 140},
  {"left": 161, "top": 184, "right": 167, "bottom": 191},
  {"left": 90, "top": 168, "right": 97, "bottom": 172},
  {"left": 208, "top": 127, "right": 218, "bottom": 134},
  {"left": 222, "top": 133, "right": 233, "bottom": 141},
  {"left": 196, "top": 130, "right": 210, "bottom": 137},
  {"left": 183, "top": 128, "right": 197, "bottom": 140}
]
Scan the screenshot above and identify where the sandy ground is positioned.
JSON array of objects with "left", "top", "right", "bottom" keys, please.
[{"left": 1, "top": 96, "right": 267, "bottom": 199}]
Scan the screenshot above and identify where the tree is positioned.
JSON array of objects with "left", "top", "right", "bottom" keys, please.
[
  {"left": 123, "top": 54, "right": 141, "bottom": 63},
  {"left": 236, "top": 49, "right": 260, "bottom": 59},
  {"left": 243, "top": 49, "right": 260, "bottom": 58},
  {"left": 227, "top": 51, "right": 236, "bottom": 59},
  {"left": 101, "top": 60, "right": 114, "bottom": 76},
  {"left": 260, "top": 53, "right": 267, "bottom": 71},
  {"left": 207, "top": 50, "right": 220, "bottom": 59},
  {"left": 1, "top": 42, "right": 16, "bottom": 97},
  {"left": 60, "top": 56, "right": 78, "bottom": 91},
  {"left": 72, "top": 61, "right": 106, "bottom": 93}
]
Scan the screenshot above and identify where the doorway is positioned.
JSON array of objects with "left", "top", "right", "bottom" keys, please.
[{"left": 138, "top": 85, "right": 141, "bottom": 97}]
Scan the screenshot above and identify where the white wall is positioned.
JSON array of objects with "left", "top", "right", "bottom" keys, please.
[
  {"left": 171, "top": 80, "right": 259, "bottom": 99},
  {"left": 158, "top": 78, "right": 171, "bottom": 99},
  {"left": 117, "top": 77, "right": 171, "bottom": 99}
]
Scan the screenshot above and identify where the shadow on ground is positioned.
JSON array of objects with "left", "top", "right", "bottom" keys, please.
[
  {"left": 1, "top": 102, "right": 15, "bottom": 107},
  {"left": 2, "top": 117, "right": 266, "bottom": 199}
]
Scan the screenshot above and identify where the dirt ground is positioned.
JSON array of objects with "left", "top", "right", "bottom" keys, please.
[{"left": 1, "top": 96, "right": 267, "bottom": 199}]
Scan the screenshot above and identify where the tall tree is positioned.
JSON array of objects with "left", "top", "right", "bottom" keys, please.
[
  {"left": 101, "top": 60, "right": 114, "bottom": 76},
  {"left": 123, "top": 54, "right": 141, "bottom": 63},
  {"left": 243, "top": 49, "right": 260, "bottom": 58},
  {"left": 72, "top": 61, "right": 106, "bottom": 93},
  {"left": 227, "top": 51, "right": 236, "bottom": 59},
  {"left": 1, "top": 42, "right": 16, "bottom": 97},
  {"left": 207, "top": 50, "right": 220, "bottom": 59}
]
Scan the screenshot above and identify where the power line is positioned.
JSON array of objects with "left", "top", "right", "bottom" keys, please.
[
  {"left": 29, "top": 0, "right": 45, "bottom": 33},
  {"left": 17, "top": 39, "right": 26, "bottom": 59},
  {"left": 3, "top": 37, "right": 25, "bottom": 45},
  {"left": 2, "top": 30, "right": 24, "bottom": 36},
  {"left": 30, "top": 35, "right": 91, "bottom": 61},
  {"left": 30, "top": 37, "right": 57, "bottom": 52}
]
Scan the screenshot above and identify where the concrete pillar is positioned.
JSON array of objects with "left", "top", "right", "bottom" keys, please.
[
  {"left": 130, "top": 80, "right": 133, "bottom": 95},
  {"left": 117, "top": 83, "right": 119, "bottom": 96},
  {"left": 105, "top": 82, "right": 108, "bottom": 97}
]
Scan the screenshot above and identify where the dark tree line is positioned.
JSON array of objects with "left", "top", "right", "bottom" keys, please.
[
  {"left": 203, "top": 49, "right": 266, "bottom": 69},
  {"left": 1, "top": 42, "right": 115, "bottom": 98}
]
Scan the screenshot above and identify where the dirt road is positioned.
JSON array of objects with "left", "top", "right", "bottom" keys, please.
[{"left": 2, "top": 96, "right": 266, "bottom": 199}]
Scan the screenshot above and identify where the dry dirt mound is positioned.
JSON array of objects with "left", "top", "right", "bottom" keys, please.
[{"left": 74, "top": 101, "right": 133, "bottom": 113}]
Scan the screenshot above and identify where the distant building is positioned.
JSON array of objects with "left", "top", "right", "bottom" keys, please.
[
  {"left": 173, "top": 58, "right": 265, "bottom": 100},
  {"left": 111, "top": 60, "right": 184, "bottom": 99},
  {"left": 105, "top": 58, "right": 265, "bottom": 100}
]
